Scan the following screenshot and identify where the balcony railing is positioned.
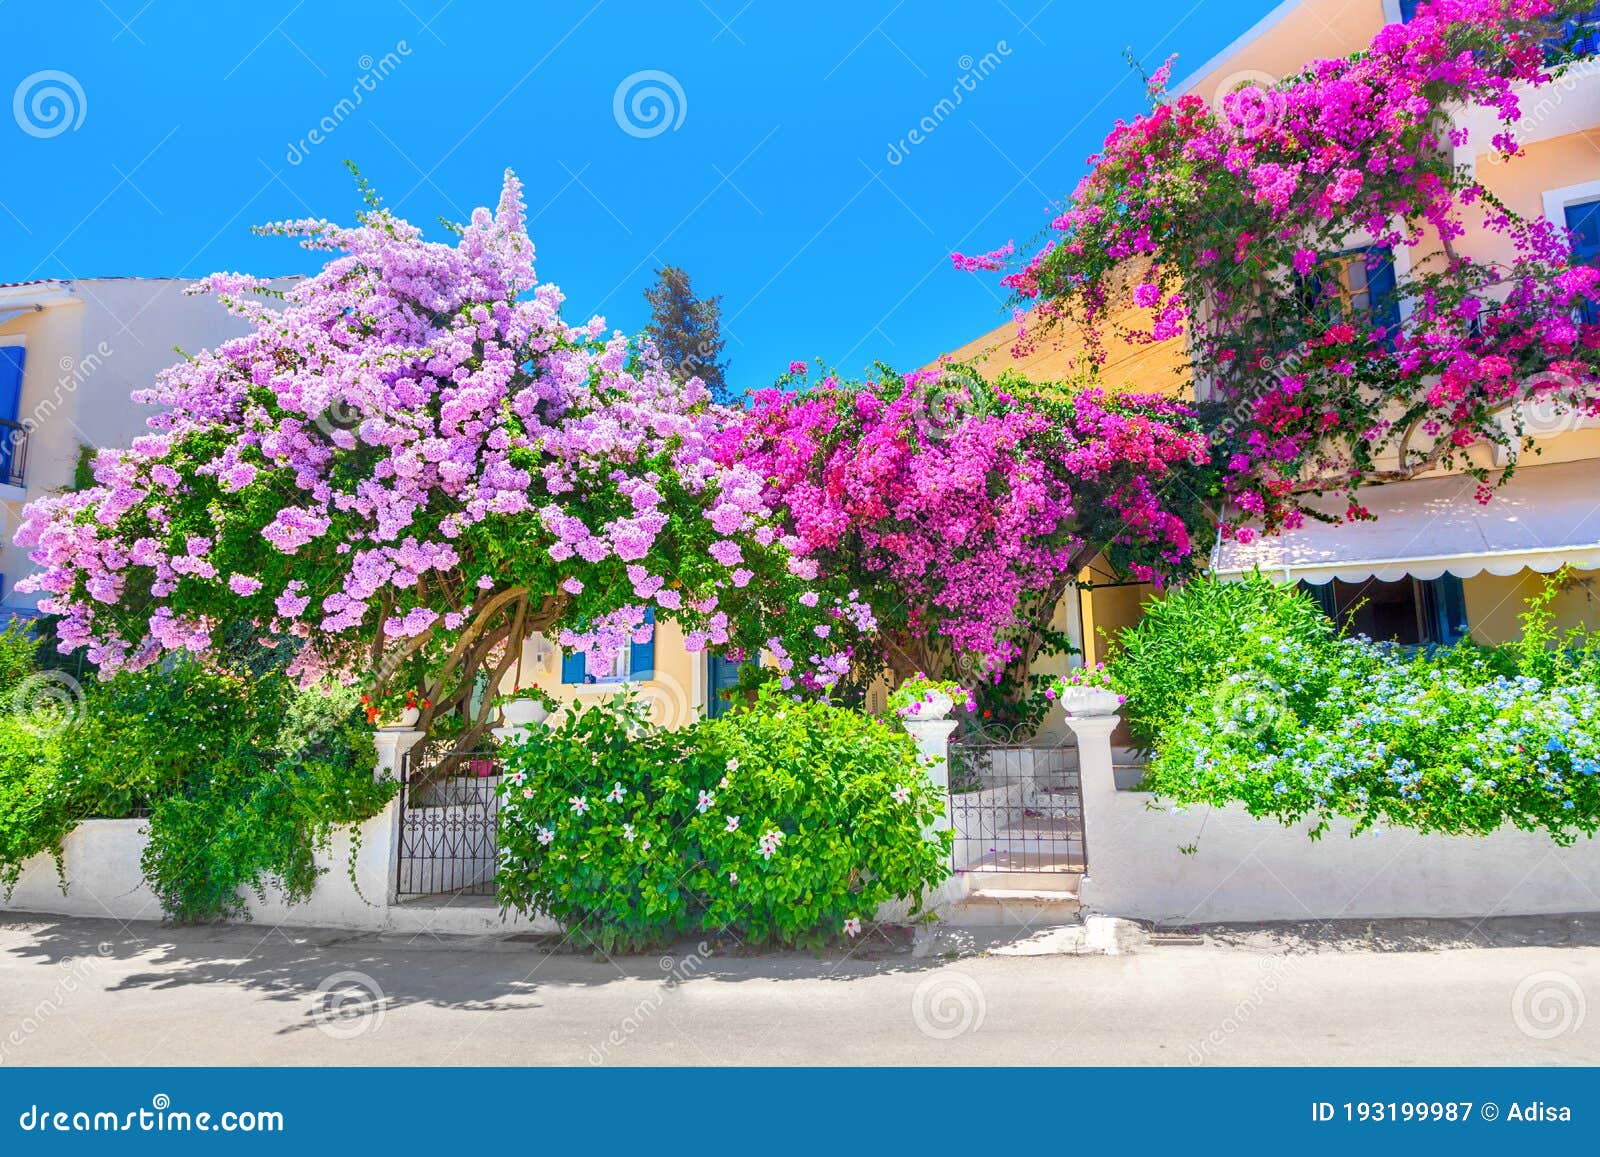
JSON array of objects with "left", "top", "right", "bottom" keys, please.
[{"left": 0, "top": 419, "right": 27, "bottom": 488}]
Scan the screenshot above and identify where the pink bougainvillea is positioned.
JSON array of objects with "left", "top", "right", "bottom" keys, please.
[
  {"left": 968, "top": 0, "right": 1600, "bottom": 535},
  {"left": 13, "top": 173, "right": 858, "bottom": 734},
  {"left": 718, "top": 367, "right": 1208, "bottom": 678}
]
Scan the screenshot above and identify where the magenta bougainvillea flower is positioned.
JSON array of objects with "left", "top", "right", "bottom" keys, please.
[{"left": 967, "top": 0, "right": 1600, "bottom": 536}]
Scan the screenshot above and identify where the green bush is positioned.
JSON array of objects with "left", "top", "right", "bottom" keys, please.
[
  {"left": 0, "top": 643, "right": 389, "bottom": 920},
  {"left": 1116, "top": 574, "right": 1600, "bottom": 842},
  {"left": 122, "top": 666, "right": 388, "bottom": 923},
  {"left": 1109, "top": 573, "right": 1337, "bottom": 750},
  {"left": 497, "top": 688, "right": 951, "bottom": 951}
]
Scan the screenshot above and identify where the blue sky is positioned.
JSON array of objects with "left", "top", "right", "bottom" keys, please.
[{"left": 5, "top": 1, "right": 1271, "bottom": 386}]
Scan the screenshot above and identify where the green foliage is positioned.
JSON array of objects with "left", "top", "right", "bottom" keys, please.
[
  {"left": 1109, "top": 573, "right": 1337, "bottom": 749},
  {"left": 0, "top": 620, "right": 42, "bottom": 697},
  {"left": 0, "top": 721, "right": 77, "bottom": 892},
  {"left": 497, "top": 688, "right": 951, "bottom": 951},
  {"left": 0, "top": 639, "right": 389, "bottom": 920},
  {"left": 642, "top": 264, "right": 731, "bottom": 402},
  {"left": 1116, "top": 573, "right": 1600, "bottom": 842},
  {"left": 128, "top": 666, "right": 388, "bottom": 922}
]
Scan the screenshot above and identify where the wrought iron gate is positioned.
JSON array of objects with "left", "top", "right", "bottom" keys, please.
[
  {"left": 395, "top": 742, "right": 502, "bottom": 897},
  {"left": 947, "top": 740, "right": 1086, "bottom": 874}
]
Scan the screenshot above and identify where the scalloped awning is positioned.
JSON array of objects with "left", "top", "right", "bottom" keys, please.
[{"left": 1212, "top": 459, "right": 1600, "bottom": 586}]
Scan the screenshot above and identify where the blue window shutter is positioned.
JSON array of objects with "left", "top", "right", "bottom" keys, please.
[
  {"left": 560, "top": 651, "right": 587, "bottom": 684},
  {"left": 1398, "top": 0, "right": 1420, "bottom": 21},
  {"left": 1566, "top": 200, "right": 1600, "bottom": 324},
  {"left": 0, "top": 347, "right": 25, "bottom": 487},
  {"left": 1363, "top": 246, "right": 1401, "bottom": 340},
  {"left": 630, "top": 608, "right": 656, "bottom": 681},
  {"left": 0, "top": 347, "right": 23, "bottom": 423}
]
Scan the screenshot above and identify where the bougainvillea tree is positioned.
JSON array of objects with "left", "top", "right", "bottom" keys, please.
[
  {"left": 15, "top": 173, "right": 867, "bottom": 742},
  {"left": 719, "top": 364, "right": 1209, "bottom": 708},
  {"left": 961, "top": 0, "right": 1600, "bottom": 539}
]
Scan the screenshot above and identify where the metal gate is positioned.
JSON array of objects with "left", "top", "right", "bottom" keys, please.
[
  {"left": 395, "top": 742, "right": 502, "bottom": 897},
  {"left": 948, "top": 740, "right": 1086, "bottom": 874}
]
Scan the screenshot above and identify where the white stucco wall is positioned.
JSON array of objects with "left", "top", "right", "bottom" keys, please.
[
  {"left": 0, "top": 802, "right": 557, "bottom": 937},
  {"left": 1067, "top": 715, "right": 1600, "bottom": 924}
]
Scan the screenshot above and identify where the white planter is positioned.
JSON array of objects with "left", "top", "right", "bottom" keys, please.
[
  {"left": 1058, "top": 686, "right": 1120, "bottom": 717},
  {"left": 380, "top": 706, "right": 421, "bottom": 730},
  {"left": 903, "top": 691, "right": 953, "bottom": 720},
  {"left": 500, "top": 698, "right": 549, "bottom": 727}
]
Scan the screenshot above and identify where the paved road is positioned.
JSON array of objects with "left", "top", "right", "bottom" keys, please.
[{"left": 1, "top": 913, "right": 1597, "bottom": 1065}]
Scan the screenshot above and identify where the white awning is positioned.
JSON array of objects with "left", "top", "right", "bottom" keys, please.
[{"left": 1212, "top": 459, "right": 1600, "bottom": 586}]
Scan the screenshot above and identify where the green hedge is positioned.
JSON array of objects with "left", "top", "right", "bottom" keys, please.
[
  {"left": 496, "top": 687, "right": 951, "bottom": 951},
  {"left": 0, "top": 631, "right": 389, "bottom": 921},
  {"left": 1109, "top": 574, "right": 1600, "bottom": 841}
]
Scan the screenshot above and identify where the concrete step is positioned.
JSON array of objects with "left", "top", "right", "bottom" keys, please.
[
  {"left": 963, "top": 870, "right": 1082, "bottom": 892},
  {"left": 998, "top": 815, "right": 1083, "bottom": 838},
  {"left": 940, "top": 890, "right": 1081, "bottom": 929},
  {"left": 965, "top": 850, "right": 1085, "bottom": 873}
]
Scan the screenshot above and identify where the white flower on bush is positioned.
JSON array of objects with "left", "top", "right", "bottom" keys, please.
[
  {"left": 521, "top": 787, "right": 535, "bottom": 800},
  {"left": 507, "top": 771, "right": 526, "bottom": 786},
  {"left": 758, "top": 829, "right": 784, "bottom": 859},
  {"left": 569, "top": 795, "right": 589, "bottom": 815},
  {"left": 536, "top": 825, "right": 555, "bottom": 846},
  {"left": 697, "top": 789, "right": 715, "bottom": 814},
  {"left": 622, "top": 823, "right": 637, "bottom": 841},
  {"left": 606, "top": 781, "right": 627, "bottom": 803},
  {"left": 726, "top": 758, "right": 739, "bottom": 772},
  {"left": 725, "top": 814, "right": 740, "bottom": 832},
  {"left": 728, "top": 872, "right": 738, "bottom": 884},
  {"left": 843, "top": 918, "right": 861, "bottom": 938},
  {"left": 891, "top": 785, "right": 911, "bottom": 804}
]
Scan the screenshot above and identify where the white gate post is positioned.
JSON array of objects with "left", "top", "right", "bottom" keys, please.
[
  {"left": 369, "top": 727, "right": 427, "bottom": 904},
  {"left": 902, "top": 716, "right": 958, "bottom": 835},
  {"left": 1062, "top": 710, "right": 1120, "bottom": 900}
]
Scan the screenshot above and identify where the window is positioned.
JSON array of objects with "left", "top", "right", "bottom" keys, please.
[
  {"left": 1398, "top": 2, "right": 1600, "bottom": 60},
  {"left": 707, "top": 653, "right": 752, "bottom": 718},
  {"left": 0, "top": 344, "right": 25, "bottom": 488},
  {"left": 559, "top": 610, "right": 656, "bottom": 685},
  {"left": 1301, "top": 246, "right": 1402, "bottom": 341},
  {"left": 1302, "top": 575, "right": 1469, "bottom": 647},
  {"left": 1565, "top": 198, "right": 1600, "bottom": 325}
]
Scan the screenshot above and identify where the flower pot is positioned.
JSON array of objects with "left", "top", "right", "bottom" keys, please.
[
  {"left": 501, "top": 698, "right": 549, "bottom": 727},
  {"left": 380, "top": 706, "right": 421, "bottom": 730},
  {"left": 916, "top": 692, "right": 954, "bottom": 720},
  {"left": 1058, "top": 686, "right": 1120, "bottom": 717}
]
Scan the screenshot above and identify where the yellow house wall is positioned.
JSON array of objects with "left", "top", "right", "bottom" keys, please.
[
  {"left": 496, "top": 620, "right": 705, "bottom": 730},
  {"left": 1464, "top": 568, "right": 1600, "bottom": 645}
]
